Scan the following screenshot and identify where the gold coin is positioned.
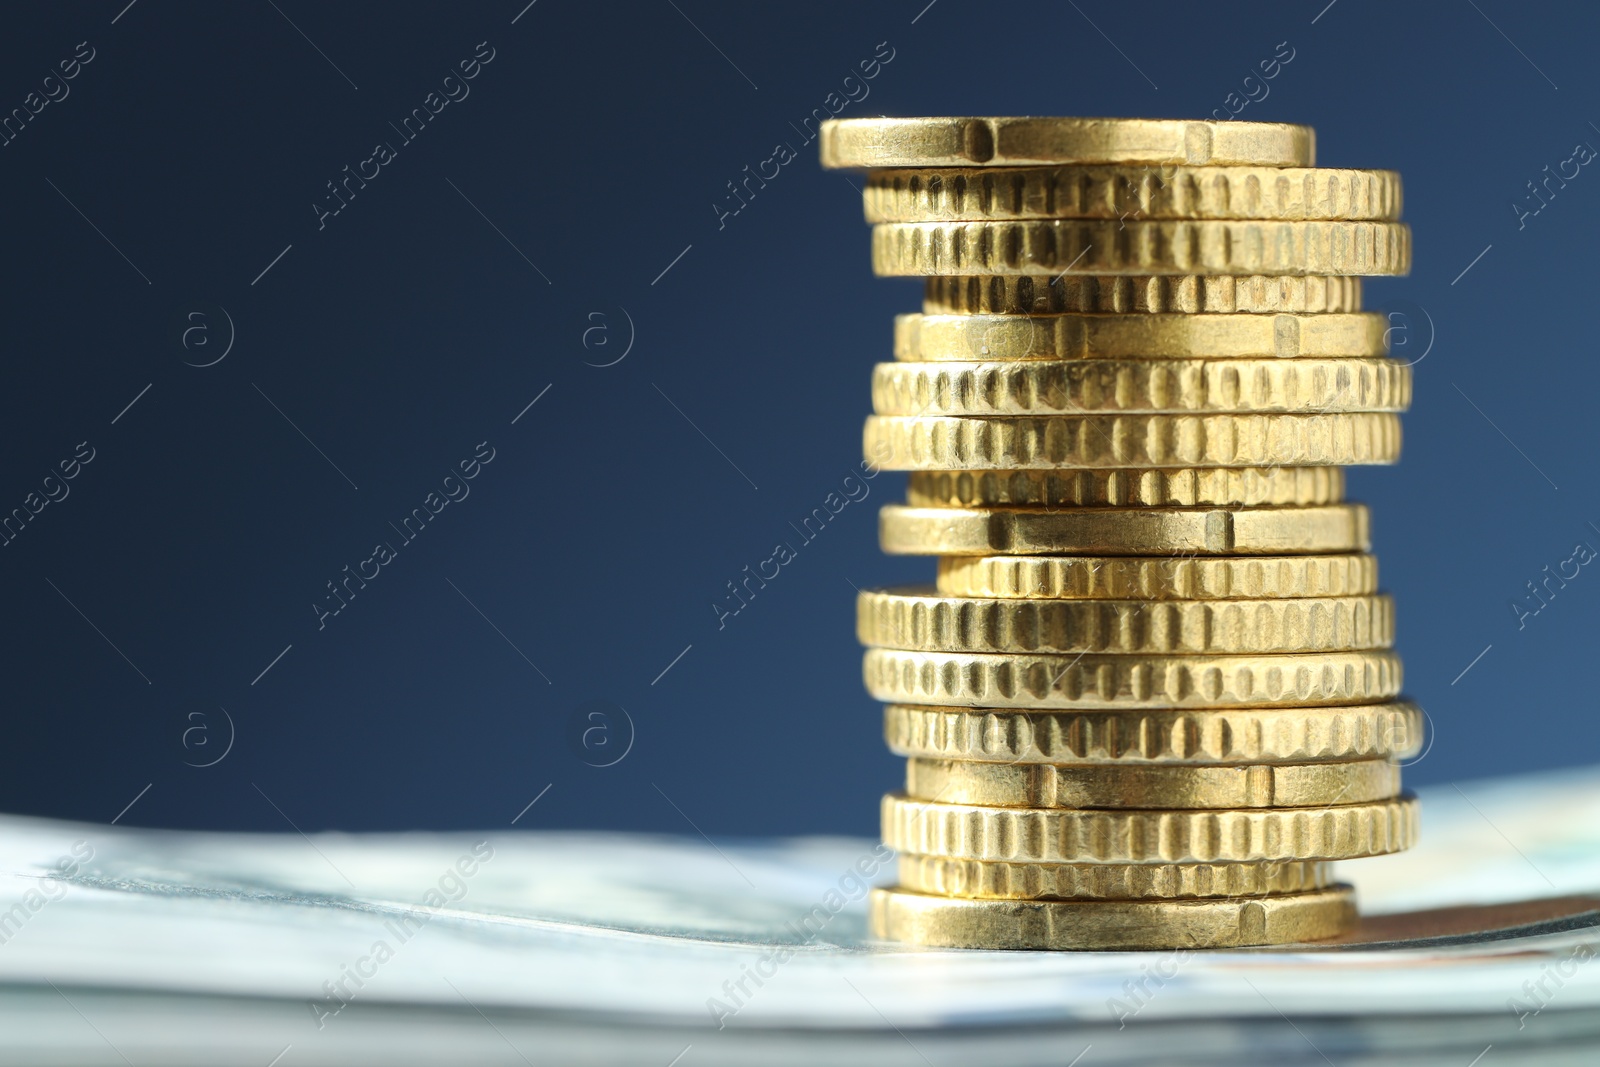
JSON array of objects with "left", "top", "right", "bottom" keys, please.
[
  {"left": 856, "top": 589, "right": 1394, "bottom": 655},
  {"left": 819, "top": 117, "right": 1315, "bottom": 169},
  {"left": 863, "top": 649, "right": 1404, "bottom": 710},
  {"left": 906, "top": 468, "right": 1345, "bottom": 509},
  {"left": 873, "top": 220, "right": 1411, "bottom": 277},
  {"left": 884, "top": 702, "right": 1424, "bottom": 764},
  {"left": 879, "top": 504, "right": 1370, "bottom": 556},
  {"left": 935, "top": 554, "right": 1379, "bottom": 599},
  {"left": 873, "top": 360, "right": 1409, "bottom": 417},
  {"left": 868, "top": 884, "right": 1355, "bottom": 949},
  {"left": 905, "top": 757, "right": 1401, "bottom": 809},
  {"left": 864, "top": 413, "right": 1402, "bottom": 469},
  {"left": 864, "top": 165, "right": 1401, "bottom": 222},
  {"left": 893, "top": 313, "right": 1389, "bottom": 361},
  {"left": 880, "top": 792, "right": 1419, "bottom": 862},
  {"left": 924, "top": 274, "right": 1363, "bottom": 315},
  {"left": 896, "top": 855, "right": 1332, "bottom": 901}
]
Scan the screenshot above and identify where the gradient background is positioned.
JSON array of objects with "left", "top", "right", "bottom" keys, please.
[{"left": 0, "top": 0, "right": 1593, "bottom": 838}]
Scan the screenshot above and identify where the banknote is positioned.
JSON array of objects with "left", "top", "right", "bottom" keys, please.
[{"left": 1, "top": 767, "right": 1599, "bottom": 1065}]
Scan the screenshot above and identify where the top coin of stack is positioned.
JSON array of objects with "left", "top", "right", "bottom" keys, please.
[{"left": 821, "top": 117, "right": 1420, "bottom": 951}]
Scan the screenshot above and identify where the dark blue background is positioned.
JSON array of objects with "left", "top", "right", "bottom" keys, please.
[{"left": 0, "top": 0, "right": 1593, "bottom": 837}]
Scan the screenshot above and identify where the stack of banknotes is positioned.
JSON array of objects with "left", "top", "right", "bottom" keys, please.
[{"left": 0, "top": 765, "right": 1597, "bottom": 1064}]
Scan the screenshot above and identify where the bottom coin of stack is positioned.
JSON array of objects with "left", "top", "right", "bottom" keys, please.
[{"left": 857, "top": 527, "right": 1422, "bottom": 950}]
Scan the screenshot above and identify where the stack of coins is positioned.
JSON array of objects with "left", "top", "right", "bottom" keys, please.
[{"left": 820, "top": 117, "right": 1422, "bottom": 950}]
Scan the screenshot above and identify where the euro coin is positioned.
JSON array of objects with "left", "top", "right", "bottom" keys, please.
[
  {"left": 883, "top": 702, "right": 1425, "bottom": 764},
  {"left": 879, "top": 503, "right": 1371, "bottom": 556},
  {"left": 873, "top": 220, "right": 1410, "bottom": 277},
  {"left": 892, "top": 312, "right": 1390, "bottom": 361},
  {"left": 880, "top": 792, "right": 1420, "bottom": 862},
  {"left": 856, "top": 588, "right": 1394, "bottom": 655},
  {"left": 924, "top": 273, "right": 1364, "bottom": 315},
  {"left": 904, "top": 467, "right": 1345, "bottom": 508},
  {"left": 820, "top": 117, "right": 1315, "bottom": 169},
  {"left": 863, "top": 413, "right": 1402, "bottom": 469},
  {"left": 903, "top": 757, "right": 1402, "bottom": 809},
  {"left": 864, "top": 165, "right": 1400, "bottom": 222},
  {"left": 868, "top": 884, "right": 1356, "bottom": 949},
  {"left": 872, "top": 360, "right": 1409, "bottom": 416},
  {"left": 934, "top": 553, "right": 1379, "bottom": 599},
  {"left": 895, "top": 854, "right": 1332, "bottom": 900},
  {"left": 863, "top": 648, "right": 1404, "bottom": 710}
]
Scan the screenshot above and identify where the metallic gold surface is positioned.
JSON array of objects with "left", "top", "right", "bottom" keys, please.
[
  {"left": 864, "top": 165, "right": 1401, "bottom": 222},
  {"left": 863, "top": 648, "right": 1404, "bottom": 710},
  {"left": 905, "top": 467, "right": 1345, "bottom": 508},
  {"left": 895, "top": 855, "right": 1332, "bottom": 900},
  {"left": 864, "top": 413, "right": 1403, "bottom": 469},
  {"left": 883, "top": 702, "right": 1424, "bottom": 764},
  {"left": 828, "top": 116, "right": 1417, "bottom": 950},
  {"left": 872, "top": 360, "right": 1409, "bottom": 417},
  {"left": 879, "top": 504, "right": 1371, "bottom": 556},
  {"left": 892, "top": 312, "right": 1390, "bottom": 361},
  {"left": 820, "top": 117, "right": 1315, "bottom": 169},
  {"left": 868, "top": 884, "right": 1356, "bottom": 949},
  {"left": 880, "top": 793, "right": 1420, "bottom": 862},
  {"left": 873, "top": 220, "right": 1411, "bottom": 277},
  {"left": 934, "top": 554, "right": 1379, "bottom": 600},
  {"left": 904, "top": 757, "right": 1402, "bottom": 809},
  {"left": 924, "top": 274, "right": 1364, "bottom": 315},
  {"left": 856, "top": 588, "right": 1394, "bottom": 655}
]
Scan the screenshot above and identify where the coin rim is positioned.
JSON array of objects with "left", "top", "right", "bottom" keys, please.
[
  {"left": 868, "top": 883, "right": 1357, "bottom": 948},
  {"left": 883, "top": 701, "right": 1425, "bottom": 764}
]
